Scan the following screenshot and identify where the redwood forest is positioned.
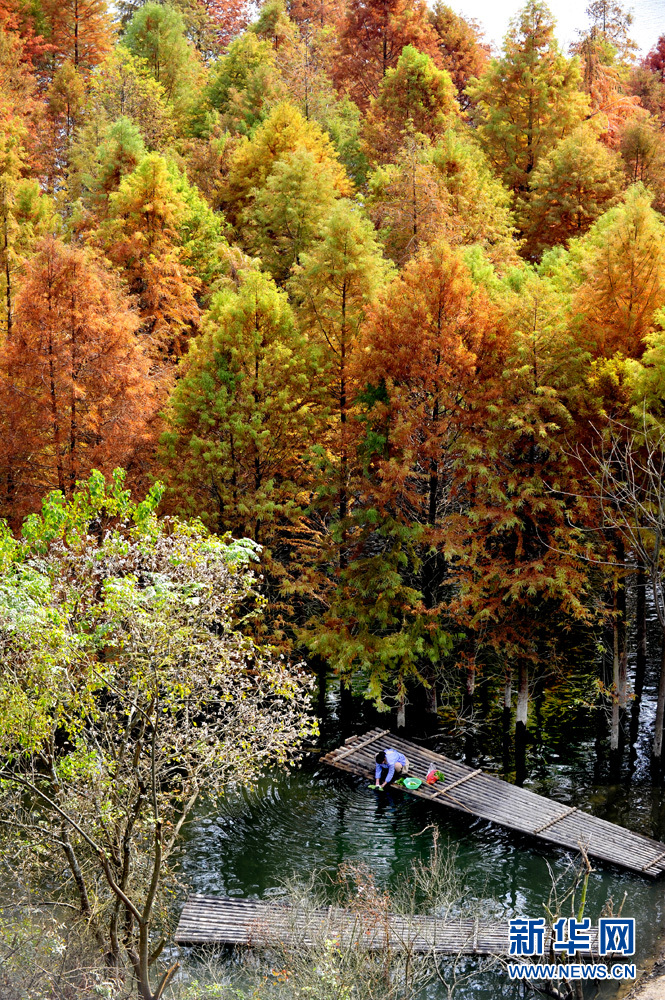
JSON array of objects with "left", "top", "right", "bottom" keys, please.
[{"left": 2, "top": 0, "right": 665, "bottom": 996}]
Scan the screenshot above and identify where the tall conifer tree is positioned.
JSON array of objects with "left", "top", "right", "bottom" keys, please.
[{"left": 467, "top": 0, "right": 588, "bottom": 195}]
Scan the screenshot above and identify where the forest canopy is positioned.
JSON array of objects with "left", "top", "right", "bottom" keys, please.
[
  {"left": 2, "top": 3, "right": 665, "bottom": 975},
  {"left": 3, "top": 0, "right": 665, "bottom": 993},
  {"left": 2, "top": 0, "right": 665, "bottom": 727}
]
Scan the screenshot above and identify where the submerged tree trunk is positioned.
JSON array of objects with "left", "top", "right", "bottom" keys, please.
[
  {"left": 635, "top": 563, "right": 648, "bottom": 702},
  {"left": 315, "top": 656, "right": 327, "bottom": 717},
  {"left": 611, "top": 613, "right": 620, "bottom": 752},
  {"left": 426, "top": 668, "right": 437, "bottom": 716},
  {"left": 396, "top": 689, "right": 406, "bottom": 729},
  {"left": 516, "top": 663, "right": 528, "bottom": 729},
  {"left": 339, "top": 676, "right": 353, "bottom": 724},
  {"left": 515, "top": 663, "right": 528, "bottom": 786},
  {"left": 653, "top": 633, "right": 665, "bottom": 765}
]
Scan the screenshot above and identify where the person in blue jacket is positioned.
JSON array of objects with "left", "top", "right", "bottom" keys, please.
[{"left": 374, "top": 749, "right": 409, "bottom": 788}]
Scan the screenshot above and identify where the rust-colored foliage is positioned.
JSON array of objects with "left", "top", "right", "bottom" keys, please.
[
  {"left": 0, "top": 0, "right": 55, "bottom": 71},
  {"left": 0, "top": 23, "right": 44, "bottom": 175},
  {"left": 453, "top": 284, "right": 592, "bottom": 672},
  {"left": 429, "top": 1, "right": 489, "bottom": 108},
  {"left": 0, "top": 237, "right": 155, "bottom": 520},
  {"left": 332, "top": 0, "right": 442, "bottom": 109},
  {"left": 302, "top": 242, "right": 507, "bottom": 710},
  {"left": 40, "top": 0, "right": 114, "bottom": 72},
  {"left": 209, "top": 0, "right": 252, "bottom": 47},
  {"left": 573, "top": 28, "right": 645, "bottom": 146},
  {"left": 354, "top": 241, "right": 505, "bottom": 531},
  {"left": 287, "top": 0, "right": 343, "bottom": 30},
  {"left": 647, "top": 35, "right": 665, "bottom": 82},
  {"left": 573, "top": 185, "right": 665, "bottom": 359},
  {"left": 103, "top": 154, "right": 200, "bottom": 360},
  {"left": 4, "top": 0, "right": 665, "bottom": 737}
]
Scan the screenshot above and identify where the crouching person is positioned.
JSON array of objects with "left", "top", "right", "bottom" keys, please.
[{"left": 375, "top": 749, "right": 409, "bottom": 788}]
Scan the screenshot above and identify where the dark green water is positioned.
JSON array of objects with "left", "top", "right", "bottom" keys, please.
[
  {"left": 181, "top": 732, "right": 665, "bottom": 995},
  {"left": 181, "top": 608, "right": 665, "bottom": 998}
]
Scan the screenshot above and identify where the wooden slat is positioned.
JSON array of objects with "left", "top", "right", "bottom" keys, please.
[
  {"left": 533, "top": 806, "right": 578, "bottom": 834},
  {"left": 430, "top": 769, "right": 482, "bottom": 800},
  {"left": 175, "top": 897, "right": 607, "bottom": 957},
  {"left": 175, "top": 896, "right": 512, "bottom": 954},
  {"left": 332, "top": 729, "right": 390, "bottom": 763},
  {"left": 323, "top": 731, "right": 665, "bottom": 878},
  {"left": 642, "top": 849, "right": 665, "bottom": 872}
]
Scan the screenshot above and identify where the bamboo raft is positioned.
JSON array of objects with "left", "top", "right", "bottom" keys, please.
[
  {"left": 322, "top": 729, "right": 665, "bottom": 878},
  {"left": 174, "top": 894, "right": 514, "bottom": 955}
]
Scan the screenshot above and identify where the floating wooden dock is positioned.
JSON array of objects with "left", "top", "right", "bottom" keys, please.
[
  {"left": 322, "top": 729, "right": 665, "bottom": 878},
  {"left": 175, "top": 894, "right": 513, "bottom": 955}
]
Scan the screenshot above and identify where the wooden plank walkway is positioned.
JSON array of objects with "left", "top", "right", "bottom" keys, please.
[
  {"left": 322, "top": 729, "right": 665, "bottom": 878},
  {"left": 175, "top": 895, "right": 515, "bottom": 955}
]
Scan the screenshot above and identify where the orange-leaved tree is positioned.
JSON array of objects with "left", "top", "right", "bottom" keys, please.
[
  {"left": 303, "top": 241, "right": 507, "bottom": 723},
  {"left": 332, "top": 0, "right": 441, "bottom": 110},
  {"left": 429, "top": 1, "right": 489, "bottom": 108},
  {"left": 40, "top": 0, "right": 114, "bottom": 73},
  {"left": 100, "top": 153, "right": 202, "bottom": 360},
  {"left": 454, "top": 268, "right": 592, "bottom": 768},
  {"left": 0, "top": 237, "right": 155, "bottom": 520}
]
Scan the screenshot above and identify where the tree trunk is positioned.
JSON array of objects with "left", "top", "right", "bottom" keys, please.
[
  {"left": 630, "top": 564, "right": 648, "bottom": 772},
  {"left": 48, "top": 326, "right": 65, "bottom": 493},
  {"left": 70, "top": 298, "right": 78, "bottom": 491},
  {"left": 611, "top": 614, "right": 620, "bottom": 752},
  {"left": 502, "top": 670, "right": 512, "bottom": 774},
  {"left": 315, "top": 656, "right": 327, "bottom": 717},
  {"left": 653, "top": 632, "right": 665, "bottom": 763},
  {"left": 396, "top": 689, "right": 406, "bottom": 729},
  {"left": 339, "top": 299, "right": 348, "bottom": 572},
  {"left": 426, "top": 671, "right": 437, "bottom": 716},
  {"left": 2, "top": 184, "right": 11, "bottom": 338},
  {"left": 339, "top": 310, "right": 347, "bottom": 534},
  {"left": 635, "top": 563, "right": 647, "bottom": 702},
  {"left": 503, "top": 670, "right": 512, "bottom": 717},
  {"left": 515, "top": 663, "right": 528, "bottom": 786},
  {"left": 339, "top": 676, "right": 353, "bottom": 723},
  {"left": 74, "top": 0, "right": 79, "bottom": 67},
  {"left": 516, "top": 662, "right": 528, "bottom": 729},
  {"left": 466, "top": 660, "right": 476, "bottom": 698},
  {"left": 616, "top": 544, "right": 628, "bottom": 714}
]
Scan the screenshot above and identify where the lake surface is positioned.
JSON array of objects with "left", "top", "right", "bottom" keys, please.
[{"left": 180, "top": 602, "right": 665, "bottom": 998}]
